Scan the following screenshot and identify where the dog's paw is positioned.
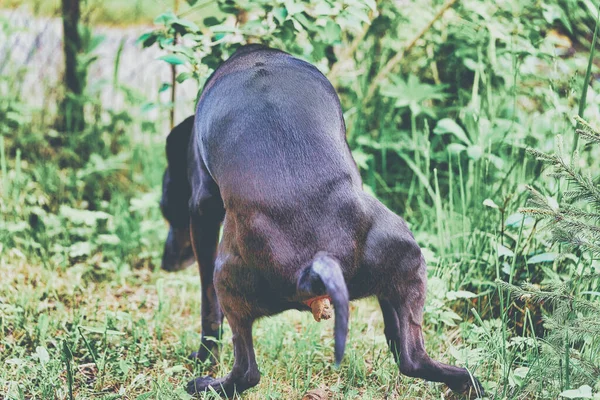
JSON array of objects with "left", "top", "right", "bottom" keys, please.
[{"left": 446, "top": 377, "right": 485, "bottom": 399}]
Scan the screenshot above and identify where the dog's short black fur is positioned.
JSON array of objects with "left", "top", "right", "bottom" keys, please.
[{"left": 161, "top": 45, "right": 483, "bottom": 397}]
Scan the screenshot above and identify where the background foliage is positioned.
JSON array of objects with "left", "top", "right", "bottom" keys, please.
[{"left": 1, "top": 0, "right": 600, "bottom": 399}]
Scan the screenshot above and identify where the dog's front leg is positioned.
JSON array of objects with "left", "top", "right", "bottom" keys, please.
[
  {"left": 187, "top": 316, "right": 259, "bottom": 397},
  {"left": 187, "top": 252, "right": 261, "bottom": 397},
  {"left": 189, "top": 205, "right": 224, "bottom": 364}
]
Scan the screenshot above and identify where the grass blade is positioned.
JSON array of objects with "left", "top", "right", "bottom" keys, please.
[{"left": 573, "top": 3, "right": 600, "bottom": 153}]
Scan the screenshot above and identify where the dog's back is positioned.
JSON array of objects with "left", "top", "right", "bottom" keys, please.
[{"left": 194, "top": 46, "right": 362, "bottom": 209}]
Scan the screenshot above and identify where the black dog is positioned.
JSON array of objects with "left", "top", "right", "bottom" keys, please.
[{"left": 160, "top": 45, "right": 483, "bottom": 397}]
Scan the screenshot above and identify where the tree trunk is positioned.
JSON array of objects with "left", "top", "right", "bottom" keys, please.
[
  {"left": 59, "top": 0, "right": 85, "bottom": 132},
  {"left": 170, "top": 0, "right": 180, "bottom": 130}
]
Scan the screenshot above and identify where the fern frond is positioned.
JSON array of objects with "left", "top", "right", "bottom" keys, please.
[{"left": 574, "top": 115, "right": 600, "bottom": 144}]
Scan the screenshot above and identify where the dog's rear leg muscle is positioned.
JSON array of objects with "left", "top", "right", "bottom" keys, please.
[
  {"left": 383, "top": 265, "right": 483, "bottom": 396},
  {"left": 189, "top": 167, "right": 225, "bottom": 364}
]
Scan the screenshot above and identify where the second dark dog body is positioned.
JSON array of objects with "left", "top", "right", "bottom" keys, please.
[{"left": 161, "top": 45, "right": 482, "bottom": 397}]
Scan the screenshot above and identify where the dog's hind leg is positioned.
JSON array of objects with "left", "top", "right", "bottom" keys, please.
[
  {"left": 378, "top": 297, "right": 401, "bottom": 364},
  {"left": 363, "top": 200, "right": 483, "bottom": 396},
  {"left": 189, "top": 161, "right": 225, "bottom": 364},
  {"left": 380, "top": 255, "right": 484, "bottom": 396}
]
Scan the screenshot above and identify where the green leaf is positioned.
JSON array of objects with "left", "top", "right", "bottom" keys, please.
[
  {"left": 272, "top": 7, "right": 288, "bottom": 24},
  {"left": 483, "top": 198, "right": 499, "bottom": 209},
  {"left": 314, "top": 2, "right": 333, "bottom": 16},
  {"left": 158, "top": 36, "right": 175, "bottom": 47},
  {"left": 446, "top": 143, "right": 465, "bottom": 154},
  {"left": 141, "top": 102, "right": 157, "bottom": 113},
  {"left": 69, "top": 241, "right": 93, "bottom": 258},
  {"left": 434, "top": 118, "right": 471, "bottom": 145},
  {"left": 176, "top": 72, "right": 192, "bottom": 83},
  {"left": 463, "top": 58, "right": 479, "bottom": 71},
  {"left": 351, "top": 149, "right": 372, "bottom": 170},
  {"left": 159, "top": 83, "right": 171, "bottom": 93},
  {"left": 466, "top": 145, "right": 483, "bottom": 160},
  {"left": 446, "top": 290, "right": 477, "bottom": 300},
  {"left": 209, "top": 25, "right": 238, "bottom": 34},
  {"left": 527, "top": 253, "right": 557, "bottom": 264},
  {"left": 97, "top": 234, "right": 121, "bottom": 245},
  {"left": 439, "top": 310, "right": 462, "bottom": 326},
  {"left": 513, "top": 366, "right": 529, "bottom": 379},
  {"left": 130, "top": 192, "right": 161, "bottom": 213},
  {"left": 504, "top": 213, "right": 535, "bottom": 228},
  {"left": 488, "top": 154, "right": 505, "bottom": 169},
  {"left": 344, "top": 4, "right": 372, "bottom": 25},
  {"left": 363, "top": 0, "right": 377, "bottom": 11},
  {"left": 162, "top": 44, "right": 194, "bottom": 59},
  {"left": 172, "top": 18, "right": 200, "bottom": 34},
  {"left": 497, "top": 243, "right": 515, "bottom": 258},
  {"left": 154, "top": 11, "right": 177, "bottom": 26},
  {"left": 581, "top": 291, "right": 600, "bottom": 297},
  {"left": 59, "top": 206, "right": 110, "bottom": 226},
  {"left": 204, "top": 16, "right": 223, "bottom": 27},
  {"left": 321, "top": 20, "right": 341, "bottom": 44},
  {"left": 6, "top": 221, "right": 28, "bottom": 233},
  {"left": 542, "top": 4, "right": 573, "bottom": 35},
  {"left": 137, "top": 32, "right": 157, "bottom": 48},
  {"left": 505, "top": 213, "right": 526, "bottom": 227},
  {"left": 158, "top": 54, "right": 188, "bottom": 66},
  {"left": 136, "top": 392, "right": 156, "bottom": 400},
  {"left": 381, "top": 75, "right": 447, "bottom": 115},
  {"left": 34, "top": 346, "right": 50, "bottom": 366},
  {"left": 165, "top": 365, "right": 188, "bottom": 375},
  {"left": 284, "top": 0, "right": 305, "bottom": 15},
  {"left": 559, "top": 385, "right": 593, "bottom": 399},
  {"left": 119, "top": 359, "right": 131, "bottom": 376},
  {"left": 293, "top": 12, "right": 314, "bottom": 29}
]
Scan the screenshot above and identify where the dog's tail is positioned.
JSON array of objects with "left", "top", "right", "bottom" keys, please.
[{"left": 297, "top": 252, "right": 349, "bottom": 366}]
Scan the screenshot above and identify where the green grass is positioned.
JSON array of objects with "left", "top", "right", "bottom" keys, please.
[{"left": 0, "top": 258, "right": 486, "bottom": 399}]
